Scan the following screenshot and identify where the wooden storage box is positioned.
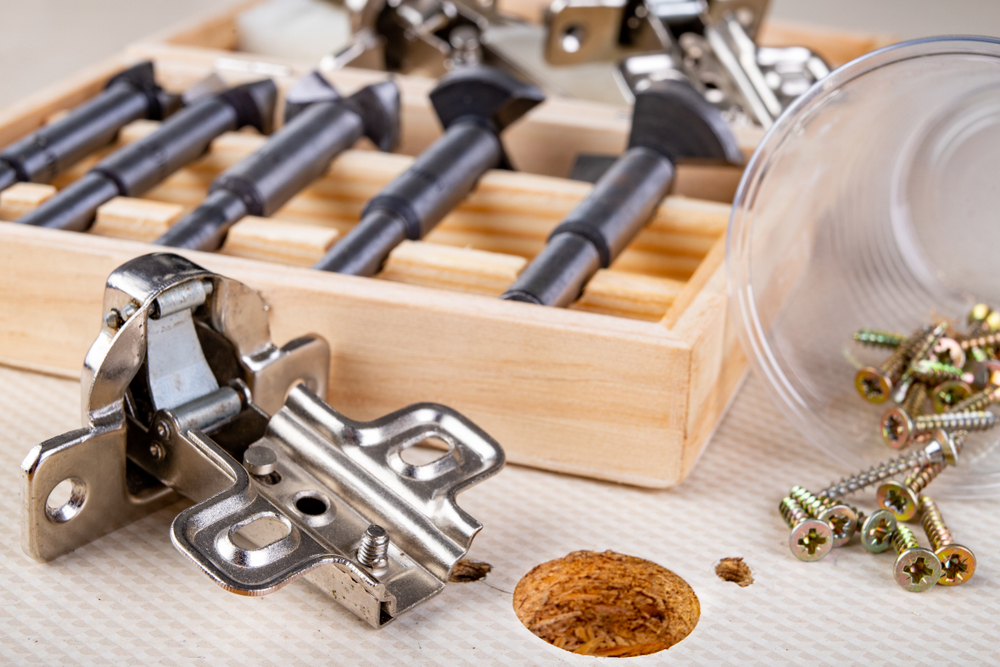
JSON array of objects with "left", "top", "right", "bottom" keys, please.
[{"left": 0, "top": 2, "right": 892, "bottom": 486}]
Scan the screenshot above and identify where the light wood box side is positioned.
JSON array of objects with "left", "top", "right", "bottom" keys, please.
[{"left": 0, "top": 225, "right": 701, "bottom": 487}]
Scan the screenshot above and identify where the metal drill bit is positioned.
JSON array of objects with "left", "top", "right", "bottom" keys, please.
[
  {"left": 155, "top": 73, "right": 400, "bottom": 251},
  {"left": 312, "top": 65, "right": 544, "bottom": 276},
  {"left": 499, "top": 79, "right": 741, "bottom": 308},
  {"left": 0, "top": 62, "right": 181, "bottom": 193},
  {"left": 18, "top": 79, "right": 277, "bottom": 233}
]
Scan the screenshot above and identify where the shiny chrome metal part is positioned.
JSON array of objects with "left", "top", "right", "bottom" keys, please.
[
  {"left": 21, "top": 253, "right": 504, "bottom": 627},
  {"left": 543, "top": 0, "right": 829, "bottom": 126},
  {"left": 323, "top": 0, "right": 505, "bottom": 77},
  {"left": 317, "top": 0, "right": 825, "bottom": 121}
]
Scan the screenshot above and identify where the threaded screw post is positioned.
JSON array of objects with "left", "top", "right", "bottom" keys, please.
[{"left": 357, "top": 524, "right": 390, "bottom": 571}]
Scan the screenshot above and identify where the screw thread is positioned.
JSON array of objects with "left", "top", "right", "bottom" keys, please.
[
  {"left": 960, "top": 331, "right": 1000, "bottom": 351},
  {"left": 357, "top": 524, "right": 389, "bottom": 568},
  {"left": 904, "top": 323, "right": 947, "bottom": 373},
  {"left": 790, "top": 486, "right": 861, "bottom": 520},
  {"left": 892, "top": 524, "right": 921, "bottom": 554},
  {"left": 779, "top": 496, "right": 809, "bottom": 527},
  {"left": 877, "top": 325, "right": 932, "bottom": 381},
  {"left": 789, "top": 486, "right": 830, "bottom": 516},
  {"left": 853, "top": 329, "right": 906, "bottom": 349},
  {"left": 950, "top": 385, "right": 1000, "bottom": 413},
  {"left": 912, "top": 360, "right": 965, "bottom": 385},
  {"left": 969, "top": 346, "right": 991, "bottom": 362},
  {"left": 918, "top": 496, "right": 953, "bottom": 551},
  {"left": 904, "top": 462, "right": 945, "bottom": 495},
  {"left": 820, "top": 447, "right": 937, "bottom": 498},
  {"left": 903, "top": 382, "right": 929, "bottom": 416},
  {"left": 914, "top": 410, "right": 997, "bottom": 433},
  {"left": 952, "top": 430, "right": 968, "bottom": 454}
]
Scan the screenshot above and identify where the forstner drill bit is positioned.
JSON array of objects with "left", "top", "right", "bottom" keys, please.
[
  {"left": 18, "top": 79, "right": 277, "bottom": 233},
  {"left": 155, "top": 73, "right": 400, "bottom": 251},
  {"left": 312, "top": 65, "right": 544, "bottom": 275},
  {"left": 499, "top": 79, "right": 741, "bottom": 307},
  {"left": 0, "top": 62, "right": 180, "bottom": 193}
]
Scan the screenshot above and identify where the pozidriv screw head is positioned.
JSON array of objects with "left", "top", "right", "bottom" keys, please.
[
  {"left": 818, "top": 504, "right": 857, "bottom": 547},
  {"left": 877, "top": 481, "right": 918, "bottom": 522},
  {"left": 789, "top": 519, "right": 833, "bottom": 562},
  {"left": 861, "top": 509, "right": 897, "bottom": 553},
  {"left": 894, "top": 548, "right": 943, "bottom": 592},
  {"left": 856, "top": 367, "right": 892, "bottom": 403},
  {"left": 880, "top": 408, "right": 914, "bottom": 448},
  {"left": 932, "top": 380, "right": 972, "bottom": 413},
  {"left": 935, "top": 545, "right": 976, "bottom": 586}
]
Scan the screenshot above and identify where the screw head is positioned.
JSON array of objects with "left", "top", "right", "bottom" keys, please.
[
  {"left": 880, "top": 408, "right": 914, "bottom": 449},
  {"left": 818, "top": 504, "right": 857, "bottom": 547},
  {"left": 877, "top": 481, "right": 919, "bottom": 521},
  {"left": 788, "top": 519, "right": 833, "bottom": 561},
  {"left": 155, "top": 422, "right": 170, "bottom": 439},
  {"left": 148, "top": 442, "right": 165, "bottom": 461},
  {"left": 935, "top": 545, "right": 976, "bottom": 586},
  {"left": 969, "top": 302, "right": 991, "bottom": 325},
  {"left": 932, "top": 380, "right": 971, "bottom": 413},
  {"left": 861, "top": 509, "right": 897, "bottom": 553},
  {"left": 894, "top": 547, "right": 943, "bottom": 592},
  {"left": 856, "top": 367, "right": 892, "bottom": 403},
  {"left": 932, "top": 337, "right": 966, "bottom": 370}
]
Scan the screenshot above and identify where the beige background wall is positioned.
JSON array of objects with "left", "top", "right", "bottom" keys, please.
[{"left": 0, "top": 0, "right": 998, "bottom": 107}]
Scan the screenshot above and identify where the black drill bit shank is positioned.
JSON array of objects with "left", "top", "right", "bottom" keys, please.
[
  {"left": 155, "top": 73, "right": 400, "bottom": 251},
  {"left": 313, "top": 66, "right": 544, "bottom": 276},
  {"left": 0, "top": 62, "right": 180, "bottom": 193},
  {"left": 18, "top": 80, "right": 277, "bottom": 233},
  {"left": 500, "top": 80, "right": 742, "bottom": 307}
]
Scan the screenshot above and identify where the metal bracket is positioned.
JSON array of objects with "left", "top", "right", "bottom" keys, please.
[
  {"left": 541, "top": 0, "right": 829, "bottom": 125},
  {"left": 21, "top": 253, "right": 504, "bottom": 627}
]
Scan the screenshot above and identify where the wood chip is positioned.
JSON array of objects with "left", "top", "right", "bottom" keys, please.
[
  {"left": 449, "top": 558, "right": 492, "bottom": 583},
  {"left": 715, "top": 557, "right": 754, "bottom": 587},
  {"left": 513, "top": 550, "right": 699, "bottom": 658}
]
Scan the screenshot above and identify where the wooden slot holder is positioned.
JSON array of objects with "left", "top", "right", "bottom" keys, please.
[{"left": 0, "top": 1, "right": 894, "bottom": 487}]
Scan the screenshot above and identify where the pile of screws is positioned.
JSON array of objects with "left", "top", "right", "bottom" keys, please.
[{"left": 777, "top": 304, "right": 997, "bottom": 591}]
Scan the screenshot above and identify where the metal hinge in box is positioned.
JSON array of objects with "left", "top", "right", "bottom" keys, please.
[{"left": 21, "top": 253, "right": 505, "bottom": 627}]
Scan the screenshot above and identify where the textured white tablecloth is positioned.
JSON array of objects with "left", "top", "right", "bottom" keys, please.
[{"left": 1, "top": 364, "right": 995, "bottom": 666}]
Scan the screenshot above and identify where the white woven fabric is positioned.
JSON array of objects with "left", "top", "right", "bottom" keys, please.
[{"left": 0, "top": 365, "right": 995, "bottom": 666}]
